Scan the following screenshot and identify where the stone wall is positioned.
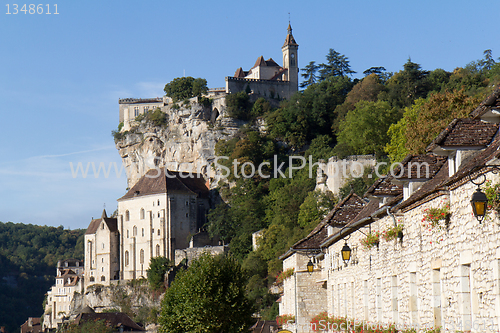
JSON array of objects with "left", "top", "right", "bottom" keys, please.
[
  {"left": 315, "top": 155, "right": 377, "bottom": 196},
  {"left": 116, "top": 99, "right": 241, "bottom": 189},
  {"left": 283, "top": 171, "right": 500, "bottom": 332}
]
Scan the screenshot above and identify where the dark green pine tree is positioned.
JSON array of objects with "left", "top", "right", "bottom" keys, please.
[{"left": 300, "top": 61, "right": 319, "bottom": 88}]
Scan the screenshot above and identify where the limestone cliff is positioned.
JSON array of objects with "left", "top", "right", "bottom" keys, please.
[{"left": 116, "top": 98, "right": 243, "bottom": 189}]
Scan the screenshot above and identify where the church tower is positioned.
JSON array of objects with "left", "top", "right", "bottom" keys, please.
[{"left": 282, "top": 23, "right": 299, "bottom": 93}]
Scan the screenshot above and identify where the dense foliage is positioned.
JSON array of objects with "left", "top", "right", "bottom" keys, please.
[
  {"left": 0, "top": 222, "right": 85, "bottom": 332},
  {"left": 204, "top": 48, "right": 500, "bottom": 320},
  {"left": 147, "top": 256, "right": 173, "bottom": 291},
  {"left": 159, "top": 253, "right": 254, "bottom": 333},
  {"left": 164, "top": 76, "right": 208, "bottom": 102}
]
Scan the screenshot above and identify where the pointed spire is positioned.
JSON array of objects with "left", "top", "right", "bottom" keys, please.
[
  {"left": 283, "top": 23, "right": 298, "bottom": 47},
  {"left": 101, "top": 209, "right": 107, "bottom": 219}
]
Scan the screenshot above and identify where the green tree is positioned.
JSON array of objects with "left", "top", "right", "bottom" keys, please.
[
  {"left": 319, "top": 48, "right": 356, "bottom": 80},
  {"left": 266, "top": 75, "right": 353, "bottom": 147},
  {"left": 164, "top": 77, "right": 208, "bottom": 102},
  {"left": 225, "top": 91, "right": 251, "bottom": 120},
  {"left": 337, "top": 100, "right": 401, "bottom": 156},
  {"left": 300, "top": 61, "right": 319, "bottom": 88},
  {"left": 159, "top": 253, "right": 254, "bottom": 333},
  {"left": 381, "top": 58, "right": 430, "bottom": 108},
  {"left": 147, "top": 256, "right": 173, "bottom": 291},
  {"left": 297, "top": 190, "right": 337, "bottom": 228}
]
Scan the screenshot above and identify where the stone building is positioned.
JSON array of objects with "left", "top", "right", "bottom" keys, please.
[
  {"left": 278, "top": 86, "right": 500, "bottom": 332},
  {"left": 84, "top": 210, "right": 120, "bottom": 286},
  {"left": 226, "top": 23, "right": 299, "bottom": 100},
  {"left": 84, "top": 169, "right": 209, "bottom": 285},
  {"left": 42, "top": 259, "right": 84, "bottom": 331},
  {"left": 118, "top": 23, "right": 299, "bottom": 129}
]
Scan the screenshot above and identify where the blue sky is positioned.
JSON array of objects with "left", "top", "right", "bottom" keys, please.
[{"left": 0, "top": 0, "right": 498, "bottom": 230}]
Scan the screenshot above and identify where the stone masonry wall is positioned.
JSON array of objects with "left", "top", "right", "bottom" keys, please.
[{"left": 283, "top": 171, "right": 500, "bottom": 332}]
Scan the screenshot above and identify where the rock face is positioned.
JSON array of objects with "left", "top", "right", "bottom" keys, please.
[
  {"left": 116, "top": 98, "right": 243, "bottom": 189},
  {"left": 69, "top": 283, "right": 162, "bottom": 321}
]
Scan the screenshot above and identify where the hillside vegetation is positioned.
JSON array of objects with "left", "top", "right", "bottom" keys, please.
[
  {"left": 207, "top": 49, "right": 500, "bottom": 319},
  {"left": 0, "top": 222, "right": 85, "bottom": 332}
]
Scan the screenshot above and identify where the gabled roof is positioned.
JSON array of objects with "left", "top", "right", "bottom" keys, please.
[
  {"left": 280, "top": 193, "right": 366, "bottom": 259},
  {"left": 85, "top": 210, "right": 118, "bottom": 235},
  {"left": 391, "top": 154, "right": 447, "bottom": 181},
  {"left": 118, "top": 168, "right": 209, "bottom": 201},
  {"left": 469, "top": 85, "right": 500, "bottom": 119},
  {"left": 234, "top": 67, "right": 247, "bottom": 78},
  {"left": 73, "top": 313, "right": 144, "bottom": 331},
  {"left": 394, "top": 162, "right": 449, "bottom": 212},
  {"left": 251, "top": 56, "right": 281, "bottom": 69},
  {"left": 427, "top": 118, "right": 498, "bottom": 153},
  {"left": 365, "top": 176, "right": 402, "bottom": 197},
  {"left": 20, "top": 318, "right": 42, "bottom": 333}
]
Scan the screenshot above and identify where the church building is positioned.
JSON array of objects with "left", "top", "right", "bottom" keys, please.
[{"left": 84, "top": 168, "right": 209, "bottom": 284}]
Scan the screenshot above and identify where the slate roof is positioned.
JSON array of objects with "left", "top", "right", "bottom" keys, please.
[
  {"left": 73, "top": 313, "right": 144, "bottom": 331},
  {"left": 469, "top": 85, "right": 500, "bottom": 119},
  {"left": 364, "top": 176, "right": 402, "bottom": 197},
  {"left": 118, "top": 168, "right": 209, "bottom": 201},
  {"left": 391, "top": 154, "right": 447, "bottom": 180},
  {"left": 427, "top": 118, "right": 498, "bottom": 152}
]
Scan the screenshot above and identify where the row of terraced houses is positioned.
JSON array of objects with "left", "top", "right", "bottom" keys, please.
[{"left": 278, "top": 86, "right": 500, "bottom": 333}]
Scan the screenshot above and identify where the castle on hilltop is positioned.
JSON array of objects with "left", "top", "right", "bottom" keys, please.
[
  {"left": 118, "top": 23, "right": 299, "bottom": 125},
  {"left": 81, "top": 24, "right": 299, "bottom": 289}
]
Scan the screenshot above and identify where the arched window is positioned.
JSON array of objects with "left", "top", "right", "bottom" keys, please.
[
  {"left": 140, "top": 249, "right": 145, "bottom": 264},
  {"left": 125, "top": 251, "right": 129, "bottom": 266},
  {"left": 156, "top": 244, "right": 160, "bottom": 257},
  {"left": 142, "top": 228, "right": 145, "bottom": 237},
  {"left": 89, "top": 277, "right": 95, "bottom": 282},
  {"left": 133, "top": 226, "right": 137, "bottom": 236},
  {"left": 157, "top": 199, "right": 160, "bottom": 206},
  {"left": 125, "top": 210, "right": 130, "bottom": 221},
  {"left": 140, "top": 208, "right": 145, "bottom": 219},
  {"left": 127, "top": 229, "right": 129, "bottom": 238},
  {"left": 101, "top": 276, "right": 105, "bottom": 281}
]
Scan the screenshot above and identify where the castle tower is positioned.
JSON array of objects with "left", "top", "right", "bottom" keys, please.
[{"left": 282, "top": 23, "right": 299, "bottom": 94}]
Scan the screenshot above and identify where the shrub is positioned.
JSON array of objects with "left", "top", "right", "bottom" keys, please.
[
  {"left": 361, "top": 231, "right": 380, "bottom": 250},
  {"left": 275, "top": 268, "right": 294, "bottom": 284}
]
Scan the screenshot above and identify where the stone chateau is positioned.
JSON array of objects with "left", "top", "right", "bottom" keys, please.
[{"left": 278, "top": 86, "right": 500, "bottom": 332}]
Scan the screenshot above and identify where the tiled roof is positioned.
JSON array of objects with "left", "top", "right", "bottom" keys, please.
[
  {"left": 20, "top": 318, "right": 42, "bottom": 333},
  {"left": 289, "top": 193, "right": 366, "bottom": 251},
  {"left": 365, "top": 176, "right": 403, "bottom": 197},
  {"left": 394, "top": 162, "right": 449, "bottom": 212},
  {"left": 73, "top": 313, "right": 144, "bottom": 331},
  {"left": 85, "top": 217, "right": 118, "bottom": 235},
  {"left": 391, "top": 154, "right": 447, "bottom": 180},
  {"left": 251, "top": 56, "right": 281, "bottom": 69},
  {"left": 283, "top": 23, "right": 298, "bottom": 47},
  {"left": 427, "top": 118, "right": 498, "bottom": 152},
  {"left": 469, "top": 85, "right": 500, "bottom": 119},
  {"left": 444, "top": 131, "right": 500, "bottom": 189},
  {"left": 323, "top": 193, "right": 367, "bottom": 227},
  {"left": 234, "top": 67, "right": 246, "bottom": 78},
  {"left": 118, "top": 168, "right": 208, "bottom": 201}
]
